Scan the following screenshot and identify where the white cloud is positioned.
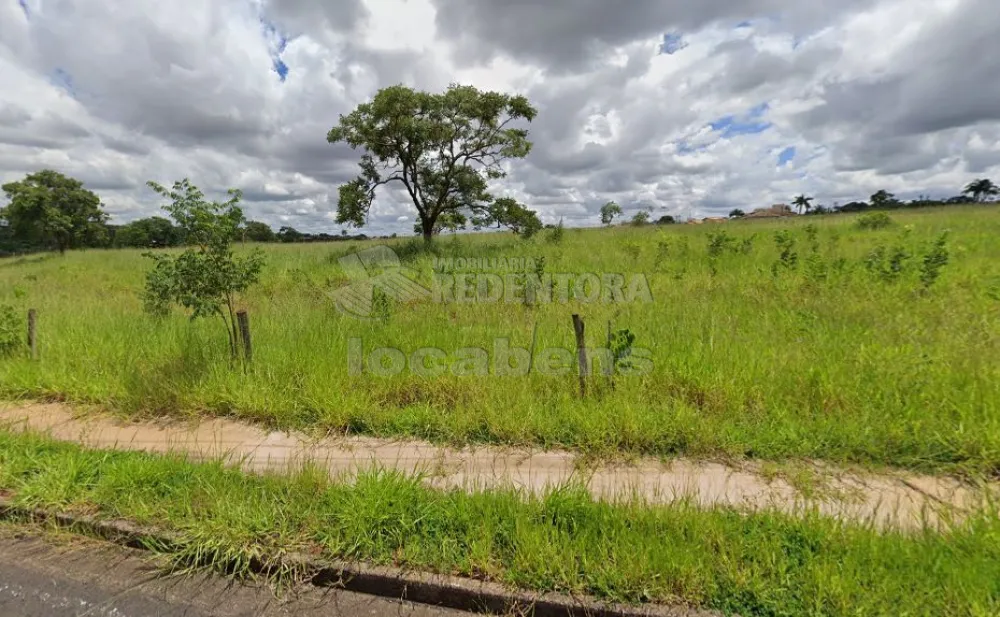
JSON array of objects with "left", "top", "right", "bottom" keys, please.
[{"left": 1, "top": 0, "right": 998, "bottom": 235}]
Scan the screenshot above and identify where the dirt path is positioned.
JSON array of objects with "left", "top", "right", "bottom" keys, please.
[{"left": 0, "top": 402, "right": 993, "bottom": 531}]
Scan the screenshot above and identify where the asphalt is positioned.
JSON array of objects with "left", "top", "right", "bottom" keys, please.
[{"left": 0, "top": 531, "right": 468, "bottom": 617}]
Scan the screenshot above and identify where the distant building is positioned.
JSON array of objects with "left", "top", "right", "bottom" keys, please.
[
  {"left": 745, "top": 204, "right": 795, "bottom": 218},
  {"left": 703, "top": 217, "right": 728, "bottom": 223}
]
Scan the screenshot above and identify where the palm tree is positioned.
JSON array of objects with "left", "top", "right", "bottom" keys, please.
[
  {"left": 792, "top": 194, "right": 814, "bottom": 215},
  {"left": 963, "top": 179, "right": 999, "bottom": 203}
]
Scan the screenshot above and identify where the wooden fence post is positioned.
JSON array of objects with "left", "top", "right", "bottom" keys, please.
[
  {"left": 237, "top": 310, "right": 252, "bottom": 365},
  {"left": 27, "top": 309, "right": 37, "bottom": 360},
  {"left": 572, "top": 314, "right": 588, "bottom": 398}
]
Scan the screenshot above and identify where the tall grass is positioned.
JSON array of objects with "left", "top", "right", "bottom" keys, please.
[
  {"left": 1, "top": 430, "right": 998, "bottom": 616},
  {"left": 1, "top": 206, "right": 998, "bottom": 473}
]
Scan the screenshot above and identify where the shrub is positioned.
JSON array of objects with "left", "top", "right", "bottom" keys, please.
[
  {"left": 919, "top": 232, "right": 950, "bottom": 289},
  {"left": 545, "top": 219, "right": 565, "bottom": 244},
  {"left": 0, "top": 305, "right": 22, "bottom": 357},
  {"left": 856, "top": 212, "right": 894, "bottom": 230}
]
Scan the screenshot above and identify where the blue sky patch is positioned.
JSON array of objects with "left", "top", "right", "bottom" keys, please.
[
  {"left": 260, "top": 17, "right": 290, "bottom": 82},
  {"left": 709, "top": 102, "right": 772, "bottom": 138},
  {"left": 273, "top": 58, "right": 289, "bottom": 81},
  {"left": 50, "top": 68, "right": 76, "bottom": 96},
  {"left": 18, "top": 0, "right": 29, "bottom": 17},
  {"left": 658, "top": 32, "right": 687, "bottom": 55},
  {"left": 778, "top": 146, "right": 796, "bottom": 166}
]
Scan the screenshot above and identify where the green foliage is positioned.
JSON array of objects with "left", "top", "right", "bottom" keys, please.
[
  {"left": 328, "top": 84, "right": 537, "bottom": 241},
  {"left": 609, "top": 328, "right": 637, "bottom": 372},
  {"left": 114, "top": 216, "right": 183, "bottom": 248},
  {"left": 545, "top": 218, "right": 565, "bottom": 244},
  {"left": 772, "top": 230, "right": 798, "bottom": 273},
  {"left": 142, "top": 180, "right": 264, "bottom": 360},
  {"left": 920, "top": 232, "right": 950, "bottom": 289},
  {"left": 0, "top": 170, "right": 109, "bottom": 254},
  {"left": 706, "top": 231, "right": 737, "bottom": 258},
  {"left": 480, "top": 198, "right": 542, "bottom": 238},
  {"left": 963, "top": 178, "right": 998, "bottom": 203},
  {"left": 0, "top": 305, "right": 21, "bottom": 357},
  {"left": 600, "top": 201, "right": 622, "bottom": 226},
  {"left": 729, "top": 209, "right": 746, "bottom": 218},
  {"left": 244, "top": 221, "right": 276, "bottom": 243},
  {"left": 630, "top": 211, "right": 650, "bottom": 226},
  {"left": 864, "top": 244, "right": 911, "bottom": 283},
  {"left": 869, "top": 190, "right": 900, "bottom": 210},
  {"left": 621, "top": 240, "right": 641, "bottom": 262},
  {"left": 792, "top": 194, "right": 814, "bottom": 214},
  {"left": 856, "top": 211, "right": 895, "bottom": 230}
]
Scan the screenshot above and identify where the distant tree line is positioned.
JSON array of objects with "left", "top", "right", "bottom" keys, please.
[
  {"left": 788, "top": 179, "right": 997, "bottom": 217},
  {"left": 0, "top": 170, "right": 374, "bottom": 257},
  {"left": 2, "top": 167, "right": 996, "bottom": 258}
]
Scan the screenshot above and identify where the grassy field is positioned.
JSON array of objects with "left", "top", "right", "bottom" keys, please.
[
  {"left": 1, "top": 205, "right": 998, "bottom": 473},
  {"left": 1, "top": 429, "right": 998, "bottom": 617}
]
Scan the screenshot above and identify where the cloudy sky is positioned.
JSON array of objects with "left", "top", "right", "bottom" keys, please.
[{"left": 1, "top": 0, "right": 998, "bottom": 234}]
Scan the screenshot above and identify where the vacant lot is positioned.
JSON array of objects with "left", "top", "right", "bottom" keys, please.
[{"left": 1, "top": 206, "right": 999, "bottom": 474}]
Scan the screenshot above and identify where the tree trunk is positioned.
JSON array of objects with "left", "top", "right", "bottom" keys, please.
[{"left": 421, "top": 216, "right": 435, "bottom": 243}]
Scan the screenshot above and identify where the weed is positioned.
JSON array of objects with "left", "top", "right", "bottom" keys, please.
[
  {"left": 772, "top": 230, "right": 798, "bottom": 274},
  {"left": 546, "top": 219, "right": 565, "bottom": 244},
  {"left": 857, "top": 212, "right": 894, "bottom": 230},
  {"left": 0, "top": 305, "right": 21, "bottom": 357},
  {"left": 919, "top": 232, "right": 950, "bottom": 290}
]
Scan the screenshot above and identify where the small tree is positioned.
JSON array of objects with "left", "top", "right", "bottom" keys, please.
[
  {"left": 729, "top": 209, "right": 746, "bottom": 218},
  {"left": 656, "top": 215, "right": 677, "bottom": 225},
  {"left": 631, "top": 211, "right": 650, "bottom": 226},
  {"left": 870, "top": 190, "right": 899, "bottom": 209},
  {"left": 792, "top": 194, "right": 813, "bottom": 215},
  {"left": 244, "top": 221, "right": 276, "bottom": 242},
  {"left": 1, "top": 170, "right": 109, "bottom": 254},
  {"left": 600, "top": 201, "right": 623, "bottom": 226},
  {"left": 143, "top": 180, "right": 264, "bottom": 361},
  {"left": 277, "top": 226, "right": 303, "bottom": 243},
  {"left": 328, "top": 84, "right": 537, "bottom": 243}
]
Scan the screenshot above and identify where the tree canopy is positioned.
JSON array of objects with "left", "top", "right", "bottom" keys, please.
[
  {"left": 792, "top": 195, "right": 813, "bottom": 214},
  {"left": 963, "top": 178, "right": 998, "bottom": 202},
  {"left": 328, "top": 84, "right": 538, "bottom": 242},
  {"left": 600, "top": 201, "right": 622, "bottom": 226},
  {"left": 1, "top": 170, "right": 108, "bottom": 254}
]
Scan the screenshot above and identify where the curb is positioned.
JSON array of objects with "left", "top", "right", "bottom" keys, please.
[{"left": 0, "top": 498, "right": 720, "bottom": 617}]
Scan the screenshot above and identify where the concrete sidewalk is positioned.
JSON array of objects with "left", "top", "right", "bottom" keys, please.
[{"left": 1, "top": 401, "right": 992, "bottom": 530}]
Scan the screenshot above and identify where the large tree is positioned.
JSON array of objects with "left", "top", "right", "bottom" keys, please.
[
  {"left": 963, "top": 178, "right": 998, "bottom": 203},
  {"left": 1, "top": 170, "right": 109, "bottom": 253},
  {"left": 328, "top": 84, "right": 538, "bottom": 242}
]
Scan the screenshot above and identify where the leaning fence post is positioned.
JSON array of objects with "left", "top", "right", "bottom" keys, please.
[
  {"left": 572, "top": 314, "right": 588, "bottom": 398},
  {"left": 27, "top": 309, "right": 37, "bottom": 360},
  {"left": 237, "top": 310, "right": 252, "bottom": 365}
]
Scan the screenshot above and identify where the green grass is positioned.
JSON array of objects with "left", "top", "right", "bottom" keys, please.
[
  {"left": 1, "top": 205, "right": 999, "bottom": 473},
  {"left": 1, "top": 429, "right": 998, "bottom": 616}
]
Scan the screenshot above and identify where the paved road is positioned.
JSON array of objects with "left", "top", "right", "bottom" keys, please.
[{"left": 0, "top": 531, "right": 467, "bottom": 617}]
